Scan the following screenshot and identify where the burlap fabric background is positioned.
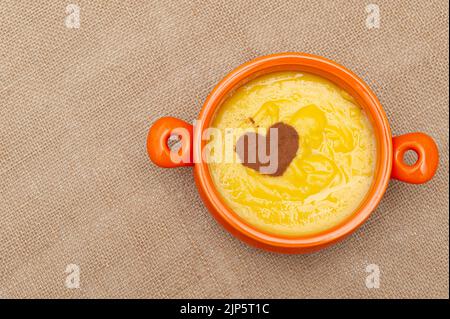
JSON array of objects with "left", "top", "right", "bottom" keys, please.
[{"left": 0, "top": 0, "right": 448, "bottom": 299}]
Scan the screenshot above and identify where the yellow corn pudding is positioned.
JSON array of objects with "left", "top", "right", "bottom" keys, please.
[{"left": 207, "top": 71, "right": 376, "bottom": 236}]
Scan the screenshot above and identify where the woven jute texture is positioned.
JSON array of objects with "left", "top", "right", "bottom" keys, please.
[{"left": 0, "top": 0, "right": 448, "bottom": 298}]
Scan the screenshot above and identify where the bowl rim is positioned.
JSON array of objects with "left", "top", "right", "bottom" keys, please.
[{"left": 193, "top": 52, "right": 392, "bottom": 253}]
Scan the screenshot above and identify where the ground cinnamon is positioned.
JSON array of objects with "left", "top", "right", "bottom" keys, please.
[{"left": 235, "top": 122, "right": 299, "bottom": 176}]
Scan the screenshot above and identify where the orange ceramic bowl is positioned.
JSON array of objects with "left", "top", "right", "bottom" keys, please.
[{"left": 147, "top": 53, "right": 439, "bottom": 254}]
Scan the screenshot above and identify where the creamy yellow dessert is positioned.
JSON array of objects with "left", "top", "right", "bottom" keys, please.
[{"left": 207, "top": 71, "right": 376, "bottom": 236}]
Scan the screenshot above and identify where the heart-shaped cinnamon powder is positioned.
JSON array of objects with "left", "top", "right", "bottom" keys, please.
[{"left": 235, "top": 122, "right": 299, "bottom": 176}]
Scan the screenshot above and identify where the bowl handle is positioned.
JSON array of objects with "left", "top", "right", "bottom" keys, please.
[
  {"left": 391, "top": 132, "right": 439, "bottom": 184},
  {"left": 146, "top": 117, "right": 194, "bottom": 168}
]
